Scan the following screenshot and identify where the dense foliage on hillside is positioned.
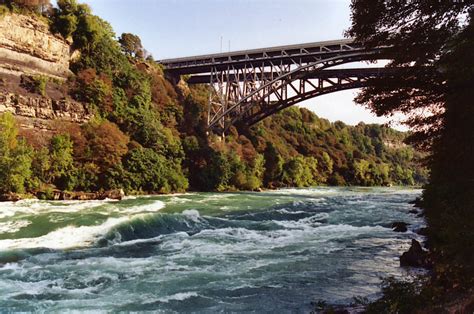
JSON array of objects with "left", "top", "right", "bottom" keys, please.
[
  {"left": 348, "top": 1, "right": 473, "bottom": 312},
  {"left": 0, "top": 0, "right": 427, "bottom": 198}
]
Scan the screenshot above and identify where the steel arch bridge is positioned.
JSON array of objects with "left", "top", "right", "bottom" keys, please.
[{"left": 159, "top": 39, "right": 393, "bottom": 134}]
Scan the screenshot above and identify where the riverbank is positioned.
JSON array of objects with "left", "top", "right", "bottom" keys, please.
[
  {"left": 0, "top": 189, "right": 126, "bottom": 202},
  {"left": 0, "top": 185, "right": 424, "bottom": 203}
]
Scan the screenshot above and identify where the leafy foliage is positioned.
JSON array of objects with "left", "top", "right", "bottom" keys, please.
[
  {"left": 0, "top": 113, "right": 32, "bottom": 194},
  {"left": 119, "top": 33, "right": 144, "bottom": 58},
  {"left": 0, "top": 2, "right": 427, "bottom": 200}
]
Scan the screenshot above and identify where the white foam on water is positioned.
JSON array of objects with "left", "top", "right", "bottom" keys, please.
[
  {"left": 269, "top": 187, "right": 339, "bottom": 196},
  {"left": 276, "top": 209, "right": 306, "bottom": 215},
  {"left": 182, "top": 220, "right": 389, "bottom": 259},
  {"left": 167, "top": 196, "right": 193, "bottom": 204},
  {"left": 157, "top": 292, "right": 198, "bottom": 303},
  {"left": 113, "top": 235, "right": 164, "bottom": 247},
  {"left": 196, "top": 193, "right": 234, "bottom": 204},
  {"left": 182, "top": 209, "right": 201, "bottom": 222},
  {"left": 0, "top": 217, "right": 129, "bottom": 250},
  {"left": 0, "top": 199, "right": 112, "bottom": 219},
  {"left": 0, "top": 200, "right": 37, "bottom": 219},
  {"left": 122, "top": 195, "right": 138, "bottom": 200},
  {"left": 0, "top": 262, "right": 21, "bottom": 270},
  {"left": 0, "top": 220, "right": 31, "bottom": 234},
  {"left": 273, "top": 212, "right": 330, "bottom": 229},
  {"left": 118, "top": 200, "right": 166, "bottom": 214}
]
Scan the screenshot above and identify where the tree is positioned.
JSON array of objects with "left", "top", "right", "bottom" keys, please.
[
  {"left": 82, "top": 120, "right": 129, "bottom": 171},
  {"left": 282, "top": 156, "right": 315, "bottom": 187},
  {"left": 123, "top": 147, "right": 188, "bottom": 193},
  {"left": 0, "top": 113, "right": 32, "bottom": 193},
  {"left": 119, "top": 33, "right": 144, "bottom": 58},
  {"left": 347, "top": 1, "right": 470, "bottom": 150},
  {"left": 54, "top": 12, "right": 78, "bottom": 39},
  {"left": 263, "top": 142, "right": 283, "bottom": 186},
  {"left": 348, "top": 0, "right": 474, "bottom": 303},
  {"left": 49, "top": 134, "right": 75, "bottom": 190}
]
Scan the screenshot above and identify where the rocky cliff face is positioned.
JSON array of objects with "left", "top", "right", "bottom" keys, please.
[
  {"left": 0, "top": 13, "right": 72, "bottom": 79},
  {"left": 0, "top": 13, "right": 92, "bottom": 131},
  {"left": 0, "top": 91, "right": 91, "bottom": 126}
]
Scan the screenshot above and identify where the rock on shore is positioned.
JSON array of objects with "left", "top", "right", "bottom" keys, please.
[
  {"left": 0, "top": 189, "right": 126, "bottom": 202},
  {"left": 400, "top": 239, "right": 430, "bottom": 267}
]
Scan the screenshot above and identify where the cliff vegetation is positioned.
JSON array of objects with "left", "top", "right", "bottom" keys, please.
[{"left": 0, "top": 0, "right": 427, "bottom": 199}]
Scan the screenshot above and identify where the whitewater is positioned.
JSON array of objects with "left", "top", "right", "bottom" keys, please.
[{"left": 0, "top": 187, "right": 424, "bottom": 312}]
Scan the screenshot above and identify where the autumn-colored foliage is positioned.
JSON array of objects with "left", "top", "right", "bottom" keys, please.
[{"left": 0, "top": 1, "right": 428, "bottom": 197}]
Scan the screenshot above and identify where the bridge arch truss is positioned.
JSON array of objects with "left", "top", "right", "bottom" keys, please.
[{"left": 160, "top": 39, "right": 392, "bottom": 134}]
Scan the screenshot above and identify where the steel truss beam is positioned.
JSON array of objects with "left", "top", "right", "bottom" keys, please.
[{"left": 159, "top": 39, "right": 362, "bottom": 75}]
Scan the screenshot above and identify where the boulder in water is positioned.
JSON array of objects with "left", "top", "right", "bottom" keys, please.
[
  {"left": 400, "top": 239, "right": 427, "bottom": 267},
  {"left": 100, "top": 189, "right": 125, "bottom": 200},
  {"left": 73, "top": 192, "right": 99, "bottom": 200},
  {"left": 59, "top": 191, "right": 74, "bottom": 201},
  {"left": 391, "top": 221, "right": 409, "bottom": 232}
]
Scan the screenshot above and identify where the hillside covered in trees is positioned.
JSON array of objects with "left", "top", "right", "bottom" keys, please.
[{"left": 0, "top": 0, "right": 427, "bottom": 198}]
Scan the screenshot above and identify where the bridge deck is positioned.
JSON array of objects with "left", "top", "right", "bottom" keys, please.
[{"left": 159, "top": 39, "right": 363, "bottom": 74}]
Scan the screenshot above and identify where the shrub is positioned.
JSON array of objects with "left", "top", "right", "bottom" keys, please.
[
  {"left": 0, "top": 113, "right": 33, "bottom": 193},
  {"left": 0, "top": 4, "right": 9, "bottom": 16},
  {"left": 21, "top": 75, "right": 48, "bottom": 96}
]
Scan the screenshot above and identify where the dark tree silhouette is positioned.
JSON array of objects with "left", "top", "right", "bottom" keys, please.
[
  {"left": 348, "top": 0, "right": 474, "bottom": 307},
  {"left": 347, "top": 1, "right": 471, "bottom": 150}
]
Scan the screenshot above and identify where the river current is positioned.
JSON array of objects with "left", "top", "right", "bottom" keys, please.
[{"left": 0, "top": 187, "right": 423, "bottom": 312}]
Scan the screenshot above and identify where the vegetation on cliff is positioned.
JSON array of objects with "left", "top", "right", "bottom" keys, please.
[{"left": 0, "top": 0, "right": 428, "bottom": 198}]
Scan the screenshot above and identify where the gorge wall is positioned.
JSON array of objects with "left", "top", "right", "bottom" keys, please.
[
  {"left": 0, "top": 12, "right": 91, "bottom": 132},
  {"left": 0, "top": 91, "right": 92, "bottom": 126},
  {"left": 0, "top": 13, "right": 72, "bottom": 79}
]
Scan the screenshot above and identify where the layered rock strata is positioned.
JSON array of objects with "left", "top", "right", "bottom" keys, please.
[
  {"left": 0, "top": 91, "right": 91, "bottom": 124},
  {"left": 0, "top": 13, "right": 72, "bottom": 79}
]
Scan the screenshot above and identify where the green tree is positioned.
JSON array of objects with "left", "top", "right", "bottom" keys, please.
[
  {"left": 31, "top": 148, "right": 50, "bottom": 184},
  {"left": 54, "top": 13, "right": 78, "bottom": 38},
  {"left": 282, "top": 156, "right": 315, "bottom": 187},
  {"left": 119, "top": 33, "right": 144, "bottom": 58},
  {"left": 263, "top": 142, "right": 283, "bottom": 186},
  {"left": 49, "top": 134, "right": 75, "bottom": 190},
  {"left": 0, "top": 113, "right": 32, "bottom": 193},
  {"left": 123, "top": 147, "right": 187, "bottom": 193}
]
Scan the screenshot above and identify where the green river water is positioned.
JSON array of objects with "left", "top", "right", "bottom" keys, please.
[{"left": 0, "top": 187, "right": 424, "bottom": 312}]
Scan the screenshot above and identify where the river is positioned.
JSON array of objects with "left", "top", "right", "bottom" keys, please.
[{"left": 0, "top": 187, "right": 424, "bottom": 312}]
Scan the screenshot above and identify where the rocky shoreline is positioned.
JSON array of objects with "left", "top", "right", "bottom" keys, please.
[
  {"left": 0, "top": 188, "right": 126, "bottom": 202},
  {"left": 312, "top": 198, "right": 432, "bottom": 313}
]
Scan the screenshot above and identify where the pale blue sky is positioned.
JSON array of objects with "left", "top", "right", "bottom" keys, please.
[{"left": 76, "top": 0, "right": 403, "bottom": 129}]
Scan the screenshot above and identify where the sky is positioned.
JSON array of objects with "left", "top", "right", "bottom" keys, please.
[{"left": 76, "top": 0, "right": 404, "bottom": 129}]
